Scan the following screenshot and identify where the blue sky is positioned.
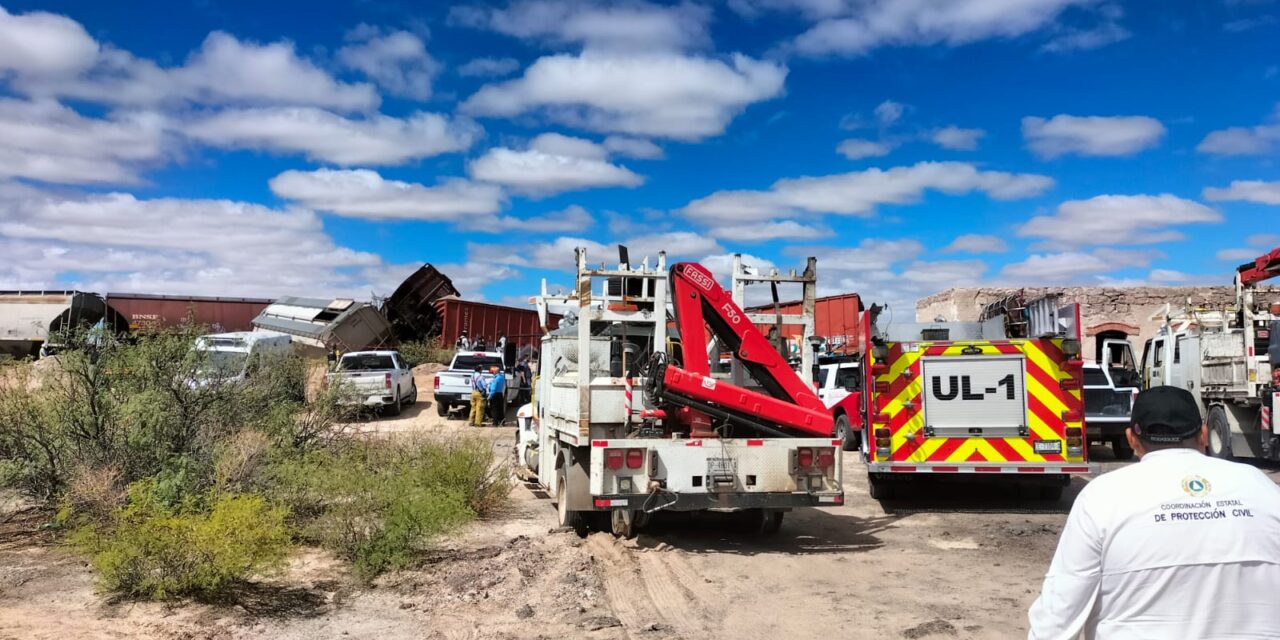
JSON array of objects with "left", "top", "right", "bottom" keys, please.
[{"left": 0, "top": 0, "right": 1277, "bottom": 311}]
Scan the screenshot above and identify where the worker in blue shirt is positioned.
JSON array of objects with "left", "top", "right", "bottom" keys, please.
[
  {"left": 487, "top": 366, "right": 507, "bottom": 425},
  {"left": 468, "top": 365, "right": 486, "bottom": 427}
]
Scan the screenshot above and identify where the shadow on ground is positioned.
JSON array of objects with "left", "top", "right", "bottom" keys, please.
[{"left": 635, "top": 508, "right": 899, "bottom": 556}]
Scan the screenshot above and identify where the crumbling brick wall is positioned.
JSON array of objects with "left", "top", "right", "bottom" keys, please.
[{"left": 916, "top": 286, "right": 1280, "bottom": 361}]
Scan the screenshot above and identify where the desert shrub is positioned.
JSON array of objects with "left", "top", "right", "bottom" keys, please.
[
  {"left": 268, "top": 437, "right": 509, "bottom": 581},
  {"left": 60, "top": 464, "right": 127, "bottom": 524},
  {"left": 69, "top": 479, "right": 290, "bottom": 600},
  {"left": 212, "top": 430, "right": 271, "bottom": 492},
  {"left": 398, "top": 338, "right": 453, "bottom": 369}
]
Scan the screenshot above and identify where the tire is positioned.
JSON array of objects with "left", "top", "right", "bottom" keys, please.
[
  {"left": 758, "top": 510, "right": 784, "bottom": 535},
  {"left": 836, "top": 414, "right": 858, "bottom": 452},
  {"left": 386, "top": 394, "right": 402, "bottom": 417},
  {"left": 436, "top": 401, "right": 449, "bottom": 417},
  {"left": 611, "top": 509, "right": 639, "bottom": 539},
  {"left": 1111, "top": 439, "right": 1135, "bottom": 461},
  {"left": 868, "top": 474, "right": 895, "bottom": 501},
  {"left": 556, "top": 464, "right": 584, "bottom": 535},
  {"left": 406, "top": 382, "right": 418, "bottom": 405},
  {"left": 1208, "top": 405, "right": 1232, "bottom": 460}
]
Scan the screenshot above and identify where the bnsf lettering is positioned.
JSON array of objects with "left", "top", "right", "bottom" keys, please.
[
  {"left": 686, "top": 268, "right": 715, "bottom": 292},
  {"left": 131, "top": 314, "right": 160, "bottom": 320},
  {"left": 931, "top": 374, "right": 1016, "bottom": 401}
]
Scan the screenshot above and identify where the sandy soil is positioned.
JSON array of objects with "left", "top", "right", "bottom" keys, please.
[{"left": 4, "top": 375, "right": 1279, "bottom": 640}]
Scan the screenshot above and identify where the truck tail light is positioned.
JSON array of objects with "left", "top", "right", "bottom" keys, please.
[
  {"left": 384, "top": 373, "right": 392, "bottom": 389},
  {"left": 1059, "top": 378, "right": 1080, "bottom": 390},
  {"left": 1066, "top": 427, "right": 1082, "bottom": 438},
  {"left": 625, "top": 448, "right": 645, "bottom": 469},
  {"left": 605, "top": 449, "right": 625, "bottom": 470},
  {"left": 871, "top": 363, "right": 889, "bottom": 376},
  {"left": 816, "top": 448, "right": 835, "bottom": 470},
  {"left": 797, "top": 447, "right": 814, "bottom": 468},
  {"left": 874, "top": 428, "right": 891, "bottom": 439},
  {"left": 874, "top": 381, "right": 890, "bottom": 393},
  {"left": 433, "top": 376, "right": 440, "bottom": 390},
  {"left": 1061, "top": 409, "right": 1082, "bottom": 422}
]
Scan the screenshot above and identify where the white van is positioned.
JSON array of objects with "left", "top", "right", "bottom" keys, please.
[{"left": 191, "top": 331, "right": 294, "bottom": 387}]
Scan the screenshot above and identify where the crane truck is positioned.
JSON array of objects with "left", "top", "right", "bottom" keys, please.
[
  {"left": 1143, "top": 245, "right": 1280, "bottom": 460},
  {"left": 862, "top": 293, "right": 1094, "bottom": 500},
  {"left": 514, "top": 249, "right": 844, "bottom": 538}
]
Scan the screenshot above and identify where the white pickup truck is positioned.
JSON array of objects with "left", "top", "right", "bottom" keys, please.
[
  {"left": 327, "top": 350, "right": 417, "bottom": 415},
  {"left": 433, "top": 350, "right": 518, "bottom": 417}
]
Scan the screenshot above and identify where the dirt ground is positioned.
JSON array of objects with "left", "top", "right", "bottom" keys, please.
[{"left": 3, "top": 370, "right": 1279, "bottom": 640}]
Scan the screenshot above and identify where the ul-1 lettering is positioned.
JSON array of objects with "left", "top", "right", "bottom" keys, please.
[{"left": 932, "top": 374, "right": 1015, "bottom": 401}]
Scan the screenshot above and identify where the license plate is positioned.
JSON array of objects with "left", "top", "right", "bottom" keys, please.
[
  {"left": 707, "top": 457, "right": 736, "bottom": 476},
  {"left": 1034, "top": 441, "right": 1063, "bottom": 454}
]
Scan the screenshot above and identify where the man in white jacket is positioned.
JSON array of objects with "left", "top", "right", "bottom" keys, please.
[{"left": 1028, "top": 386, "right": 1280, "bottom": 639}]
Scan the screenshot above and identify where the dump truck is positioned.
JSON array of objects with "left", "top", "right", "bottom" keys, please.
[
  {"left": 862, "top": 293, "right": 1093, "bottom": 500},
  {"left": 514, "top": 249, "right": 844, "bottom": 538},
  {"left": 1143, "top": 245, "right": 1279, "bottom": 460}
]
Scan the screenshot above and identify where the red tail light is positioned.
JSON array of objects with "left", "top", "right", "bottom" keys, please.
[
  {"left": 626, "top": 449, "right": 645, "bottom": 469},
  {"left": 384, "top": 373, "right": 392, "bottom": 389},
  {"left": 605, "top": 449, "right": 624, "bottom": 470},
  {"left": 874, "top": 381, "right": 890, "bottom": 393},
  {"left": 433, "top": 376, "right": 440, "bottom": 390},
  {"left": 1066, "top": 427, "right": 1082, "bottom": 437},
  {"left": 874, "top": 428, "right": 891, "bottom": 439},
  {"left": 1059, "top": 378, "right": 1081, "bottom": 390},
  {"left": 816, "top": 448, "right": 835, "bottom": 469},
  {"left": 1061, "top": 409, "right": 1083, "bottom": 422},
  {"left": 797, "top": 447, "right": 814, "bottom": 468}
]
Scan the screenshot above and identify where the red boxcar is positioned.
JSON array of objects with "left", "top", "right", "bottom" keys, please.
[
  {"left": 105, "top": 293, "right": 272, "bottom": 333},
  {"left": 747, "top": 293, "right": 863, "bottom": 354},
  {"left": 434, "top": 297, "right": 561, "bottom": 351}
]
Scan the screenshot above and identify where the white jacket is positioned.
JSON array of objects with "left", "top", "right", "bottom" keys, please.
[{"left": 1028, "top": 448, "right": 1280, "bottom": 639}]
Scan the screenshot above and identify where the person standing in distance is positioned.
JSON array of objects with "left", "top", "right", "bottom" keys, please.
[
  {"left": 468, "top": 365, "right": 487, "bottom": 427},
  {"left": 1028, "top": 386, "right": 1280, "bottom": 639}
]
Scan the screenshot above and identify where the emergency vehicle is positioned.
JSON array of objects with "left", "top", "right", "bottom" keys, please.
[
  {"left": 1143, "top": 245, "right": 1279, "bottom": 460},
  {"left": 862, "top": 294, "right": 1094, "bottom": 500},
  {"left": 514, "top": 249, "right": 844, "bottom": 538}
]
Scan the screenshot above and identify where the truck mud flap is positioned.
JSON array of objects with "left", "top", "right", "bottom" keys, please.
[{"left": 590, "top": 491, "right": 843, "bottom": 512}]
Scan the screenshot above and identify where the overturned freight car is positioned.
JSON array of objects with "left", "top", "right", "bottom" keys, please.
[
  {"left": 381, "top": 264, "right": 460, "bottom": 343},
  {"left": 252, "top": 297, "right": 393, "bottom": 352}
]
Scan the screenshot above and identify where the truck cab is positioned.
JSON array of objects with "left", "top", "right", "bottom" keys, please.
[
  {"left": 1083, "top": 338, "right": 1140, "bottom": 460},
  {"left": 816, "top": 355, "right": 862, "bottom": 451},
  {"left": 191, "top": 331, "right": 293, "bottom": 388}
]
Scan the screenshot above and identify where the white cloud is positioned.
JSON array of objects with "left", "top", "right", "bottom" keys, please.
[
  {"left": 1022, "top": 114, "right": 1165, "bottom": 158},
  {"left": 682, "top": 161, "right": 1053, "bottom": 225},
  {"left": 998, "top": 252, "right": 1113, "bottom": 283},
  {"left": 491, "top": 204, "right": 595, "bottom": 234},
  {"left": 942, "top": 234, "right": 1008, "bottom": 254},
  {"left": 1016, "top": 194, "right": 1222, "bottom": 245},
  {"left": 185, "top": 108, "right": 479, "bottom": 165},
  {"left": 468, "top": 133, "right": 644, "bottom": 195},
  {"left": 16, "top": 31, "right": 378, "bottom": 111},
  {"left": 269, "top": 169, "right": 505, "bottom": 221},
  {"left": 457, "top": 57, "right": 521, "bottom": 78},
  {"left": 874, "top": 99, "right": 905, "bottom": 125},
  {"left": 624, "top": 231, "right": 723, "bottom": 260},
  {"left": 0, "top": 185, "right": 381, "bottom": 297},
  {"left": 1203, "top": 180, "right": 1280, "bottom": 205},
  {"left": 337, "top": 26, "right": 438, "bottom": 100},
  {"left": 468, "top": 229, "right": 721, "bottom": 273},
  {"left": 1148, "top": 268, "right": 1190, "bottom": 284},
  {"left": 700, "top": 252, "right": 778, "bottom": 283},
  {"left": 1041, "top": 5, "right": 1131, "bottom": 53},
  {"left": 711, "top": 220, "right": 829, "bottom": 242},
  {"left": 0, "top": 98, "right": 171, "bottom": 185},
  {"left": 1198, "top": 106, "right": 1280, "bottom": 155},
  {"left": 1249, "top": 233, "right": 1280, "bottom": 247},
  {"left": 1217, "top": 248, "right": 1260, "bottom": 262},
  {"left": 836, "top": 138, "right": 895, "bottom": 159},
  {"left": 1216, "top": 234, "right": 1280, "bottom": 262},
  {"left": 451, "top": 0, "right": 711, "bottom": 52},
  {"left": 789, "top": 0, "right": 1092, "bottom": 57},
  {"left": 460, "top": 50, "right": 787, "bottom": 140},
  {"left": 931, "top": 126, "right": 985, "bottom": 150},
  {"left": 602, "top": 136, "right": 664, "bottom": 159},
  {"left": 0, "top": 5, "right": 99, "bottom": 75}
]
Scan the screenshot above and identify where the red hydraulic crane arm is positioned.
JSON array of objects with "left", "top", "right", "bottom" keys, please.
[
  {"left": 1239, "top": 246, "right": 1280, "bottom": 286},
  {"left": 659, "top": 262, "right": 833, "bottom": 438}
]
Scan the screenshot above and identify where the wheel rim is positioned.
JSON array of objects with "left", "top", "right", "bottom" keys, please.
[{"left": 557, "top": 476, "right": 568, "bottom": 525}]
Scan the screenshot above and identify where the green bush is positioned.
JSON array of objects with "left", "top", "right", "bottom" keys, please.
[
  {"left": 268, "top": 437, "right": 508, "bottom": 581},
  {"left": 70, "top": 479, "right": 290, "bottom": 600},
  {"left": 398, "top": 338, "right": 453, "bottom": 369}
]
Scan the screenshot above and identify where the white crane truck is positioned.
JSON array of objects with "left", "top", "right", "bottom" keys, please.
[{"left": 514, "top": 249, "right": 845, "bottom": 537}]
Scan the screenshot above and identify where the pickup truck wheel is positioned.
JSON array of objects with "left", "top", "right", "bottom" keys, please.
[
  {"left": 610, "top": 509, "right": 639, "bottom": 539},
  {"left": 406, "top": 382, "right": 418, "bottom": 405},
  {"left": 436, "top": 401, "right": 449, "bottom": 417},
  {"left": 1208, "top": 406, "right": 1232, "bottom": 460},
  {"left": 836, "top": 415, "right": 857, "bottom": 452},
  {"left": 387, "top": 394, "right": 402, "bottom": 417},
  {"left": 1111, "top": 439, "right": 1135, "bottom": 461}
]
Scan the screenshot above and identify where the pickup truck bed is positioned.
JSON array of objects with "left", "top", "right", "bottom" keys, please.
[{"left": 434, "top": 351, "right": 518, "bottom": 416}]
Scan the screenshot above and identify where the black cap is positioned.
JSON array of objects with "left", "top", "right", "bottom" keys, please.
[{"left": 1131, "top": 386, "right": 1202, "bottom": 443}]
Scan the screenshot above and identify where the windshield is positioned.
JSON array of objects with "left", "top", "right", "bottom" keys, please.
[
  {"left": 453, "top": 355, "right": 504, "bottom": 370},
  {"left": 339, "top": 354, "right": 395, "bottom": 371},
  {"left": 199, "top": 351, "right": 248, "bottom": 377},
  {"left": 1083, "top": 368, "right": 1109, "bottom": 387}
]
